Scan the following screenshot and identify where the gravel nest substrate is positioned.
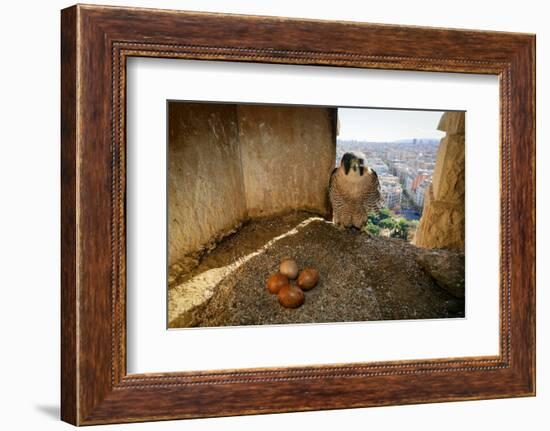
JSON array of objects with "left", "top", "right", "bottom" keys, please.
[{"left": 169, "top": 213, "right": 462, "bottom": 328}]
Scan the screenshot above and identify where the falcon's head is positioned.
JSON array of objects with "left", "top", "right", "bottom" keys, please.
[{"left": 340, "top": 152, "right": 366, "bottom": 176}]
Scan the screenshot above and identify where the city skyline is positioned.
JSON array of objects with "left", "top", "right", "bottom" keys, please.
[
  {"left": 338, "top": 107, "right": 447, "bottom": 142},
  {"left": 335, "top": 136, "right": 440, "bottom": 222}
]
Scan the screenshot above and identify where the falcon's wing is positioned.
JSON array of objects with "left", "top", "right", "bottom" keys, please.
[
  {"left": 328, "top": 167, "right": 338, "bottom": 192},
  {"left": 369, "top": 168, "right": 385, "bottom": 210}
]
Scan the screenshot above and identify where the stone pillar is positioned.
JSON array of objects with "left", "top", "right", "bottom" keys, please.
[{"left": 413, "top": 112, "right": 465, "bottom": 251}]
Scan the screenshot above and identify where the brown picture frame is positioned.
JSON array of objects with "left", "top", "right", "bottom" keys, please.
[{"left": 61, "top": 4, "right": 536, "bottom": 425}]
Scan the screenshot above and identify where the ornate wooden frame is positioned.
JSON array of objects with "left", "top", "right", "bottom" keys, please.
[{"left": 61, "top": 4, "right": 536, "bottom": 425}]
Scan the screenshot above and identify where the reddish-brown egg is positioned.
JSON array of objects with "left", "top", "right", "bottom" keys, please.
[
  {"left": 279, "top": 258, "right": 299, "bottom": 280},
  {"left": 266, "top": 273, "right": 289, "bottom": 294},
  {"left": 297, "top": 268, "right": 319, "bottom": 291},
  {"left": 277, "top": 285, "right": 305, "bottom": 309}
]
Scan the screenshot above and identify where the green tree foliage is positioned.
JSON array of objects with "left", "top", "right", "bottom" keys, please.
[
  {"left": 364, "top": 210, "right": 418, "bottom": 241},
  {"left": 378, "top": 218, "right": 396, "bottom": 230},
  {"left": 378, "top": 207, "right": 392, "bottom": 220},
  {"left": 364, "top": 221, "right": 381, "bottom": 236},
  {"left": 390, "top": 218, "right": 409, "bottom": 240},
  {"left": 366, "top": 212, "right": 378, "bottom": 225}
]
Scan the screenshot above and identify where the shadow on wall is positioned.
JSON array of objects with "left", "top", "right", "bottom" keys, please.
[{"left": 168, "top": 102, "right": 337, "bottom": 266}]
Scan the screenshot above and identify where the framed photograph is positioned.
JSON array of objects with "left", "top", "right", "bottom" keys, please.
[{"left": 61, "top": 4, "right": 535, "bottom": 425}]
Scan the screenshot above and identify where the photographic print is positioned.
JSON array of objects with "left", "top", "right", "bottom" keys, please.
[{"left": 167, "top": 102, "right": 465, "bottom": 328}]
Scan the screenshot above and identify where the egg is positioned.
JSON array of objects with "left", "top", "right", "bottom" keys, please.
[
  {"left": 277, "top": 285, "right": 305, "bottom": 308},
  {"left": 279, "top": 258, "right": 299, "bottom": 279},
  {"left": 266, "top": 273, "right": 289, "bottom": 294},
  {"left": 297, "top": 268, "right": 319, "bottom": 291}
]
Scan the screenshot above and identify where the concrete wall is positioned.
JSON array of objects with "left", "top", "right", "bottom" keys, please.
[
  {"left": 168, "top": 103, "right": 247, "bottom": 266},
  {"left": 238, "top": 105, "right": 336, "bottom": 217},
  {"left": 413, "top": 112, "right": 465, "bottom": 251},
  {"left": 168, "top": 102, "right": 336, "bottom": 265}
]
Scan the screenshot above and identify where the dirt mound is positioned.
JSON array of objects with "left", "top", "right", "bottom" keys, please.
[{"left": 168, "top": 213, "right": 463, "bottom": 328}]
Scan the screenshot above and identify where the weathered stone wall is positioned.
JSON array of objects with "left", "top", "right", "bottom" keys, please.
[
  {"left": 168, "top": 103, "right": 247, "bottom": 266},
  {"left": 413, "top": 112, "right": 465, "bottom": 251},
  {"left": 238, "top": 105, "right": 336, "bottom": 218},
  {"left": 168, "top": 102, "right": 336, "bottom": 265}
]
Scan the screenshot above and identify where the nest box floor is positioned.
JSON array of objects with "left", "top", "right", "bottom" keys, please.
[{"left": 168, "top": 212, "right": 463, "bottom": 328}]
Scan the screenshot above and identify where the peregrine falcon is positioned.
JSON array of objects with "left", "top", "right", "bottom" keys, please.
[{"left": 329, "top": 152, "right": 384, "bottom": 229}]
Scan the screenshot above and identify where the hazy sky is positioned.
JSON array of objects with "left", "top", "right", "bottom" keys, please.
[{"left": 338, "top": 108, "right": 446, "bottom": 142}]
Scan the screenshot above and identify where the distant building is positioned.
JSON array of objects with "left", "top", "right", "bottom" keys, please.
[
  {"left": 405, "top": 175, "right": 414, "bottom": 193},
  {"left": 413, "top": 177, "right": 431, "bottom": 208},
  {"left": 398, "top": 169, "right": 432, "bottom": 209},
  {"left": 379, "top": 173, "right": 402, "bottom": 210},
  {"left": 411, "top": 171, "right": 431, "bottom": 191},
  {"left": 367, "top": 158, "right": 389, "bottom": 175}
]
